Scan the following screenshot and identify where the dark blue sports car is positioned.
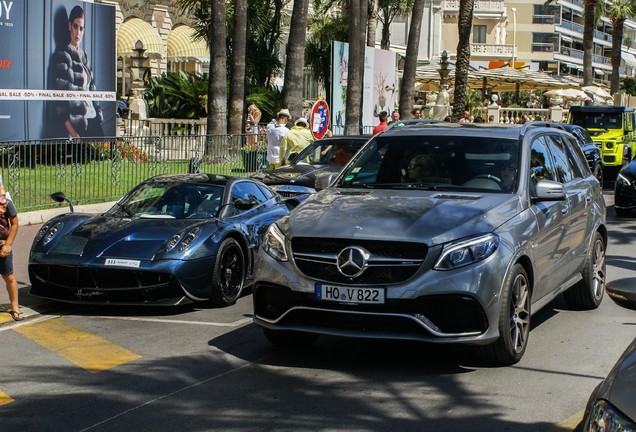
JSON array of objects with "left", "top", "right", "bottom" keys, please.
[{"left": 29, "top": 174, "right": 296, "bottom": 306}]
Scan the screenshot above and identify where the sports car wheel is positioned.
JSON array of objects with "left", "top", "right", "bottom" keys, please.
[
  {"left": 564, "top": 231, "right": 605, "bottom": 310},
  {"left": 263, "top": 328, "right": 318, "bottom": 348},
  {"left": 481, "top": 264, "right": 531, "bottom": 365},
  {"left": 210, "top": 238, "right": 245, "bottom": 307}
]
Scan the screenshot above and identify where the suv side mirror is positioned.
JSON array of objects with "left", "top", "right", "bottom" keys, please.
[
  {"left": 315, "top": 173, "right": 338, "bottom": 191},
  {"left": 534, "top": 180, "right": 565, "bottom": 201}
]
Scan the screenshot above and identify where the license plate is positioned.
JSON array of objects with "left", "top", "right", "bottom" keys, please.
[{"left": 316, "top": 283, "right": 385, "bottom": 304}]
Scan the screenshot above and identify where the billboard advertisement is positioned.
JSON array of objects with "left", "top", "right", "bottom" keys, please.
[
  {"left": 0, "top": 0, "right": 116, "bottom": 141},
  {"left": 331, "top": 41, "right": 398, "bottom": 131}
]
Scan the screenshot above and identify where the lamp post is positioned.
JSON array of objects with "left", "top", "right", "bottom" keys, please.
[{"left": 511, "top": 7, "right": 517, "bottom": 68}]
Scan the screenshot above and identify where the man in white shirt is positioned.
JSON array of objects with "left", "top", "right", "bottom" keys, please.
[{"left": 266, "top": 109, "right": 291, "bottom": 169}]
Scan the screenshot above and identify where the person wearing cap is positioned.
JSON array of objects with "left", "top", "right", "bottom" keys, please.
[
  {"left": 372, "top": 111, "right": 389, "bottom": 135},
  {"left": 280, "top": 117, "right": 313, "bottom": 165},
  {"left": 266, "top": 109, "right": 291, "bottom": 168}
]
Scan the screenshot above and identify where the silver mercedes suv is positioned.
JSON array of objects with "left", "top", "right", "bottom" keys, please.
[{"left": 253, "top": 122, "right": 607, "bottom": 365}]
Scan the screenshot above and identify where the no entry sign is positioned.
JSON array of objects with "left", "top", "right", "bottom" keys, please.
[{"left": 310, "top": 100, "right": 330, "bottom": 140}]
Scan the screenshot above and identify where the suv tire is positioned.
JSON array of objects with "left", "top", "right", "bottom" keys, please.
[
  {"left": 481, "top": 264, "right": 530, "bottom": 365},
  {"left": 564, "top": 232, "right": 605, "bottom": 310}
]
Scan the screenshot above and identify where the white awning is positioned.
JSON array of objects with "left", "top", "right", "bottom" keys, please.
[
  {"left": 594, "top": 69, "right": 604, "bottom": 75},
  {"left": 560, "top": 35, "right": 573, "bottom": 43},
  {"left": 622, "top": 52, "right": 636, "bottom": 67}
]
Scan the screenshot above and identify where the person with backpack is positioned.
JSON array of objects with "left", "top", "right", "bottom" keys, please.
[{"left": 0, "top": 180, "right": 21, "bottom": 321}]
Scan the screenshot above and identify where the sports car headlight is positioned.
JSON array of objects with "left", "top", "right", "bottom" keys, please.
[
  {"left": 584, "top": 400, "right": 636, "bottom": 432},
  {"left": 42, "top": 222, "right": 63, "bottom": 246},
  {"left": 165, "top": 234, "right": 181, "bottom": 252},
  {"left": 262, "top": 223, "right": 288, "bottom": 261},
  {"left": 434, "top": 234, "right": 499, "bottom": 271},
  {"left": 35, "top": 223, "right": 52, "bottom": 242},
  {"left": 179, "top": 227, "right": 200, "bottom": 251}
]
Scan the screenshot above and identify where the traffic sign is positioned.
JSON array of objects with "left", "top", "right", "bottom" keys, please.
[{"left": 310, "top": 100, "right": 330, "bottom": 140}]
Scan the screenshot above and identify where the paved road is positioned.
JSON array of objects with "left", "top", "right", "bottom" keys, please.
[{"left": 0, "top": 192, "right": 634, "bottom": 432}]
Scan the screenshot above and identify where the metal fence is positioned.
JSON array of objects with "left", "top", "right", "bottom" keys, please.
[{"left": 0, "top": 132, "right": 269, "bottom": 212}]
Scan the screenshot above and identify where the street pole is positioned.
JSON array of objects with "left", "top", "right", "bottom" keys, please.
[{"left": 511, "top": 7, "right": 517, "bottom": 68}]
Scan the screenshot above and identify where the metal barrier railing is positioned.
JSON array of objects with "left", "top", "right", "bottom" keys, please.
[{"left": 0, "top": 132, "right": 269, "bottom": 212}]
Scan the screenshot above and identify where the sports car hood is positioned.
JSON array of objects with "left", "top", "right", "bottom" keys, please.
[
  {"left": 253, "top": 164, "right": 340, "bottom": 186},
  {"left": 281, "top": 188, "right": 522, "bottom": 245},
  {"left": 43, "top": 215, "right": 212, "bottom": 259}
]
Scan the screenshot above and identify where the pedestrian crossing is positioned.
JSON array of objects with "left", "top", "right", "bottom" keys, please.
[{"left": 1, "top": 317, "right": 141, "bottom": 406}]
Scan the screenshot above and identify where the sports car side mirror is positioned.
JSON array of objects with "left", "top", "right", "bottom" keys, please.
[
  {"left": 606, "top": 278, "right": 636, "bottom": 311},
  {"left": 233, "top": 198, "right": 256, "bottom": 211},
  {"left": 50, "top": 191, "right": 74, "bottom": 213}
]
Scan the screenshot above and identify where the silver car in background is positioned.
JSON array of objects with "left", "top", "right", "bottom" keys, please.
[{"left": 254, "top": 123, "right": 607, "bottom": 365}]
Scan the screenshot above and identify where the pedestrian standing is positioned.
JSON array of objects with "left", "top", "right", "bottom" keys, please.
[
  {"left": 373, "top": 111, "right": 389, "bottom": 135},
  {"left": 280, "top": 117, "right": 313, "bottom": 164},
  {"left": 0, "top": 178, "right": 22, "bottom": 321},
  {"left": 388, "top": 110, "right": 400, "bottom": 125},
  {"left": 266, "top": 109, "right": 291, "bottom": 169}
]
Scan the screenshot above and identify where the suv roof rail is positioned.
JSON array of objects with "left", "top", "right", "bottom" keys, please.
[{"left": 519, "top": 121, "right": 566, "bottom": 138}]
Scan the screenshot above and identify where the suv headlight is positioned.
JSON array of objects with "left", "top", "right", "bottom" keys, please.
[
  {"left": 616, "top": 173, "right": 633, "bottom": 188},
  {"left": 584, "top": 399, "right": 636, "bottom": 432},
  {"left": 262, "top": 223, "right": 288, "bottom": 261},
  {"left": 434, "top": 234, "right": 499, "bottom": 270}
]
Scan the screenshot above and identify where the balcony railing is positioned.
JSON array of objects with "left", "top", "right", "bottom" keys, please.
[
  {"left": 470, "top": 43, "right": 514, "bottom": 57},
  {"left": 532, "top": 42, "right": 557, "bottom": 53},
  {"left": 443, "top": 0, "right": 504, "bottom": 13},
  {"left": 559, "top": 20, "right": 612, "bottom": 43},
  {"left": 533, "top": 14, "right": 556, "bottom": 25},
  {"left": 559, "top": 46, "right": 611, "bottom": 65}
]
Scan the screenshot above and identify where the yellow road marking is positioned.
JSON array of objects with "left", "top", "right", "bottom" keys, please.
[
  {"left": 0, "top": 390, "right": 14, "bottom": 406},
  {"left": 0, "top": 313, "right": 11, "bottom": 324},
  {"left": 13, "top": 317, "right": 141, "bottom": 373},
  {"left": 546, "top": 410, "right": 585, "bottom": 432}
]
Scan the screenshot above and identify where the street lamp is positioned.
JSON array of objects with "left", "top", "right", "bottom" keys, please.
[{"left": 511, "top": 7, "right": 517, "bottom": 68}]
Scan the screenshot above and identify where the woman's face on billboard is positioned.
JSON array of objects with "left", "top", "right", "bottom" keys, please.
[{"left": 69, "top": 17, "right": 85, "bottom": 48}]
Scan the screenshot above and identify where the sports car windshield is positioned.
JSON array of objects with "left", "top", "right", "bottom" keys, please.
[
  {"left": 339, "top": 134, "right": 520, "bottom": 193},
  {"left": 107, "top": 183, "right": 225, "bottom": 219}
]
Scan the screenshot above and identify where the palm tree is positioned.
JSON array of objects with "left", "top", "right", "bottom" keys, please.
[
  {"left": 451, "top": 0, "right": 475, "bottom": 122},
  {"left": 228, "top": 0, "right": 248, "bottom": 135},
  {"left": 607, "top": 0, "right": 636, "bottom": 95},
  {"left": 398, "top": 0, "right": 425, "bottom": 119},
  {"left": 282, "top": 0, "right": 311, "bottom": 120},
  {"left": 368, "top": 0, "right": 379, "bottom": 47},
  {"left": 583, "top": 0, "right": 600, "bottom": 86},
  {"left": 378, "top": 0, "right": 414, "bottom": 50},
  {"left": 306, "top": 13, "right": 349, "bottom": 106},
  {"left": 345, "top": 0, "right": 368, "bottom": 135}
]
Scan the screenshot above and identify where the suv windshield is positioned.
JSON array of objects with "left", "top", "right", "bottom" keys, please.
[
  {"left": 570, "top": 112, "right": 622, "bottom": 129},
  {"left": 340, "top": 134, "right": 520, "bottom": 193}
]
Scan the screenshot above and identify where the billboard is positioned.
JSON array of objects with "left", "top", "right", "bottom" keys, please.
[
  {"left": 0, "top": 0, "right": 116, "bottom": 141},
  {"left": 331, "top": 41, "right": 398, "bottom": 130}
]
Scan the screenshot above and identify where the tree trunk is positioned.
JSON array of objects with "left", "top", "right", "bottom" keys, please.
[
  {"left": 228, "top": 0, "right": 247, "bottom": 136},
  {"left": 399, "top": 0, "right": 425, "bottom": 120},
  {"left": 207, "top": 0, "right": 228, "bottom": 156},
  {"left": 380, "top": 15, "right": 391, "bottom": 50},
  {"left": 367, "top": 0, "right": 379, "bottom": 47},
  {"left": 610, "top": 17, "right": 625, "bottom": 95},
  {"left": 345, "top": 0, "right": 367, "bottom": 135},
  {"left": 583, "top": 0, "right": 598, "bottom": 87},
  {"left": 282, "top": 0, "right": 310, "bottom": 121},
  {"left": 451, "top": 0, "right": 475, "bottom": 121}
]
